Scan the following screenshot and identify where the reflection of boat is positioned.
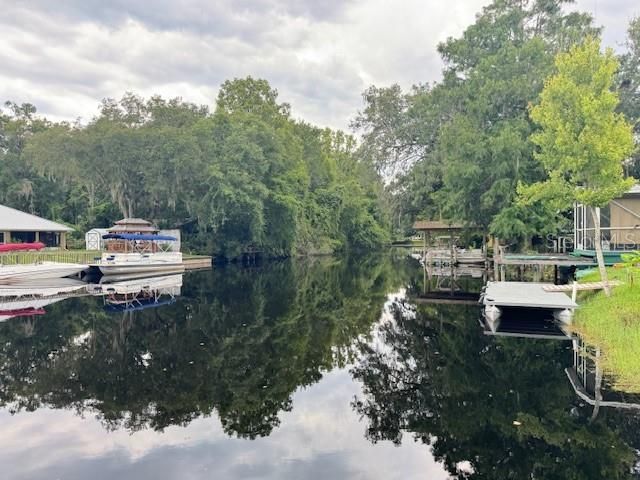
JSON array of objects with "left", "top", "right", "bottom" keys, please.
[
  {"left": 89, "top": 274, "right": 183, "bottom": 313},
  {"left": 0, "top": 279, "right": 88, "bottom": 321},
  {"left": 0, "top": 243, "right": 87, "bottom": 284},
  {"left": 0, "top": 263, "right": 88, "bottom": 283}
]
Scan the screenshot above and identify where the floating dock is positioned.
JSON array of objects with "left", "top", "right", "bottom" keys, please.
[{"left": 482, "top": 281, "right": 577, "bottom": 323}]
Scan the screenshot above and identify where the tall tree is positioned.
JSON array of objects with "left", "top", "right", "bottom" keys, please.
[
  {"left": 618, "top": 17, "right": 640, "bottom": 177},
  {"left": 519, "top": 37, "right": 635, "bottom": 295}
]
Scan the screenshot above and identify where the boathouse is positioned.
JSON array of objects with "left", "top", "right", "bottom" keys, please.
[
  {"left": 0, "top": 204, "right": 73, "bottom": 248},
  {"left": 574, "top": 184, "right": 640, "bottom": 262}
]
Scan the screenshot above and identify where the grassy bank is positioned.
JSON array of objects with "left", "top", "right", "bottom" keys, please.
[{"left": 573, "top": 267, "right": 640, "bottom": 392}]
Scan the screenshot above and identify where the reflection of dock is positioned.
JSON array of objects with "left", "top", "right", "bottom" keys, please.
[
  {"left": 415, "top": 291, "right": 479, "bottom": 305},
  {"left": 415, "top": 262, "right": 484, "bottom": 305},
  {"left": 566, "top": 338, "right": 640, "bottom": 413},
  {"left": 0, "top": 280, "right": 89, "bottom": 321}
]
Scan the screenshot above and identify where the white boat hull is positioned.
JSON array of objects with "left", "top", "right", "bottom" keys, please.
[
  {"left": 98, "top": 263, "right": 184, "bottom": 275},
  {"left": 0, "top": 263, "right": 87, "bottom": 284},
  {"left": 96, "top": 252, "right": 184, "bottom": 277}
]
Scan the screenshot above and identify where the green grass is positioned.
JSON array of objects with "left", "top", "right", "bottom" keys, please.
[{"left": 573, "top": 266, "right": 640, "bottom": 392}]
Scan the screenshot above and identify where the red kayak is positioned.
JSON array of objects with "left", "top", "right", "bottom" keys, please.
[{"left": 0, "top": 242, "right": 45, "bottom": 253}]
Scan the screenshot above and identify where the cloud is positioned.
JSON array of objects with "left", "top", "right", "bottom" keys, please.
[
  {"left": 0, "top": 370, "right": 447, "bottom": 480},
  {"left": 0, "top": 0, "right": 637, "bottom": 130}
]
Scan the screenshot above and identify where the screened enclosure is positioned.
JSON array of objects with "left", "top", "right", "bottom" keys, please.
[{"left": 574, "top": 187, "right": 640, "bottom": 252}]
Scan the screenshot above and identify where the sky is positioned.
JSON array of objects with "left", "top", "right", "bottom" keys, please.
[{"left": 0, "top": 0, "right": 638, "bottom": 130}]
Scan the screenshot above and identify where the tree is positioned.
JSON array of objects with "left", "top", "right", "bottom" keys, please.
[
  {"left": 519, "top": 37, "right": 635, "bottom": 295},
  {"left": 618, "top": 17, "right": 640, "bottom": 177}
]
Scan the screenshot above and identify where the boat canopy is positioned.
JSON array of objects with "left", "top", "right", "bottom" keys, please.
[
  {"left": 102, "top": 233, "right": 177, "bottom": 241},
  {"left": 0, "top": 242, "right": 45, "bottom": 253}
]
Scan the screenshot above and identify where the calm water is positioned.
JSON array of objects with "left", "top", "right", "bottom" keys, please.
[{"left": 1, "top": 253, "right": 639, "bottom": 479}]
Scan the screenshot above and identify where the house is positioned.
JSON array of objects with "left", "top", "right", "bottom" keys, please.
[
  {"left": 574, "top": 184, "right": 640, "bottom": 262},
  {"left": 0, "top": 204, "right": 73, "bottom": 248}
]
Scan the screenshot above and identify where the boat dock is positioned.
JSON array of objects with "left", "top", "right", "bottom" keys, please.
[{"left": 482, "top": 281, "right": 577, "bottom": 322}]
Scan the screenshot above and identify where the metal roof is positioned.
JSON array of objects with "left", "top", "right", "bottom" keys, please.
[
  {"left": 413, "top": 220, "right": 465, "bottom": 231},
  {"left": 0, "top": 204, "right": 73, "bottom": 232},
  {"left": 625, "top": 184, "right": 640, "bottom": 196}
]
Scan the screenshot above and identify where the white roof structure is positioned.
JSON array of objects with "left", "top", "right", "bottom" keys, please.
[
  {"left": 0, "top": 204, "right": 73, "bottom": 232},
  {"left": 626, "top": 184, "right": 640, "bottom": 195}
]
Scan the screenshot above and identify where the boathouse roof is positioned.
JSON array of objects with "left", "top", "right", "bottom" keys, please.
[
  {"left": 413, "top": 220, "right": 465, "bottom": 231},
  {"left": 0, "top": 204, "right": 73, "bottom": 232}
]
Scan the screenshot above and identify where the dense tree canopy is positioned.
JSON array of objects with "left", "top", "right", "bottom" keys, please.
[
  {"left": 354, "top": 0, "right": 638, "bottom": 245},
  {"left": 1, "top": 78, "right": 389, "bottom": 258}
]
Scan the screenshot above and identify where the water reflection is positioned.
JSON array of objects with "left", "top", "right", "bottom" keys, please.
[
  {"left": 352, "top": 294, "right": 640, "bottom": 479},
  {"left": 1, "top": 254, "right": 640, "bottom": 479},
  {"left": 0, "top": 255, "right": 407, "bottom": 439}
]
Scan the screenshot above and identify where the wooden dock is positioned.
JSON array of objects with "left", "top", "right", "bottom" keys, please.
[
  {"left": 495, "top": 253, "right": 596, "bottom": 267},
  {"left": 183, "top": 255, "right": 212, "bottom": 270}
]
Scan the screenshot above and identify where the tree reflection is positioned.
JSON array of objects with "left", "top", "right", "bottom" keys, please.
[
  {"left": 352, "top": 300, "right": 640, "bottom": 479},
  {"left": 0, "top": 254, "right": 407, "bottom": 438}
]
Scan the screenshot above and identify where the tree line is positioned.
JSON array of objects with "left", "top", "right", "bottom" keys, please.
[
  {"left": 2, "top": 0, "right": 639, "bottom": 256},
  {"left": 354, "top": 0, "right": 640, "bottom": 246},
  {"left": 0, "top": 78, "right": 389, "bottom": 258}
]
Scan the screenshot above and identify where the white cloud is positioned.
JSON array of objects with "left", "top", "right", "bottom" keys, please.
[
  {"left": 0, "top": 0, "right": 637, "bottom": 130},
  {"left": 0, "top": 369, "right": 447, "bottom": 480}
]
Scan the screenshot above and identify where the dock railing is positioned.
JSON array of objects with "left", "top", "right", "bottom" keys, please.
[{"left": 0, "top": 250, "right": 100, "bottom": 266}]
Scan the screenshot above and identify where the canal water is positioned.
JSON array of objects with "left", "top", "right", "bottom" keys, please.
[{"left": 0, "top": 252, "right": 639, "bottom": 479}]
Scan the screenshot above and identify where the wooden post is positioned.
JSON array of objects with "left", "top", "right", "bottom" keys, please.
[
  {"left": 60, "top": 232, "right": 67, "bottom": 250},
  {"left": 34, "top": 232, "right": 40, "bottom": 243},
  {"left": 423, "top": 231, "right": 427, "bottom": 263},
  {"left": 493, "top": 237, "right": 500, "bottom": 280}
]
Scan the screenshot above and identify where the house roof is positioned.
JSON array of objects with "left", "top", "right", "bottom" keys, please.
[
  {"left": 413, "top": 220, "right": 465, "bottom": 231},
  {"left": 0, "top": 204, "right": 73, "bottom": 232}
]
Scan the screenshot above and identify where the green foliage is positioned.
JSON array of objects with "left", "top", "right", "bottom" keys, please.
[
  {"left": 618, "top": 17, "right": 640, "bottom": 177},
  {"left": 354, "top": 0, "right": 599, "bottom": 243},
  {"left": 521, "top": 37, "right": 635, "bottom": 209},
  {"left": 1, "top": 78, "right": 389, "bottom": 258}
]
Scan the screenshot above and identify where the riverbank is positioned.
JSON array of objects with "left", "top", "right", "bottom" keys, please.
[{"left": 573, "top": 267, "right": 640, "bottom": 392}]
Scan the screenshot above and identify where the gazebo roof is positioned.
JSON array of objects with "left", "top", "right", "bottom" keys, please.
[
  {"left": 108, "top": 218, "right": 158, "bottom": 233},
  {"left": 0, "top": 204, "right": 73, "bottom": 232}
]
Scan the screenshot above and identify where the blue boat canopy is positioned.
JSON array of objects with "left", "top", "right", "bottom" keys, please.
[{"left": 102, "top": 233, "right": 177, "bottom": 241}]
